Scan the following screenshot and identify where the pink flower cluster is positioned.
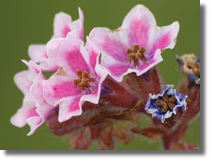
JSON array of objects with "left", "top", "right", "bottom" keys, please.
[{"left": 11, "top": 5, "right": 179, "bottom": 136}]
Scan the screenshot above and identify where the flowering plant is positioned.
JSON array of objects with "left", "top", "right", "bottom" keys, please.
[{"left": 11, "top": 4, "right": 200, "bottom": 150}]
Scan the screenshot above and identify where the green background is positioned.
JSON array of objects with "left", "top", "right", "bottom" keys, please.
[{"left": 0, "top": 0, "right": 200, "bottom": 150}]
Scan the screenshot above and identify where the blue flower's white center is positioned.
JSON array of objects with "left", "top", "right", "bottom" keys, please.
[
  {"left": 73, "top": 69, "right": 97, "bottom": 91},
  {"left": 126, "top": 44, "right": 148, "bottom": 67},
  {"left": 156, "top": 93, "right": 176, "bottom": 112}
]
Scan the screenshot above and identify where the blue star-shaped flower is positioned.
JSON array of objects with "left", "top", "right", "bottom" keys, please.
[{"left": 145, "top": 85, "right": 187, "bottom": 123}]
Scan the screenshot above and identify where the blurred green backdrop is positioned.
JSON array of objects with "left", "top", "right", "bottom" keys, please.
[{"left": 0, "top": 0, "right": 200, "bottom": 150}]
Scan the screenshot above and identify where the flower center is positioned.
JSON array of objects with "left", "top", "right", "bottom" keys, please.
[
  {"left": 156, "top": 93, "right": 176, "bottom": 112},
  {"left": 187, "top": 62, "right": 200, "bottom": 78},
  {"left": 73, "top": 69, "right": 97, "bottom": 91},
  {"left": 126, "top": 44, "right": 148, "bottom": 67}
]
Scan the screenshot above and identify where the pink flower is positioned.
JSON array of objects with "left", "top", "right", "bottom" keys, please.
[
  {"left": 28, "top": 8, "right": 84, "bottom": 71},
  {"left": 11, "top": 60, "right": 56, "bottom": 136},
  {"left": 43, "top": 38, "right": 108, "bottom": 122},
  {"left": 89, "top": 5, "right": 180, "bottom": 82}
]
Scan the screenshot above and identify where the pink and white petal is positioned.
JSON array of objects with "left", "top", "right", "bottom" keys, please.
[
  {"left": 14, "top": 71, "right": 33, "bottom": 101},
  {"left": 95, "top": 62, "right": 109, "bottom": 79},
  {"left": 10, "top": 101, "right": 38, "bottom": 128},
  {"left": 80, "top": 66, "right": 108, "bottom": 105},
  {"left": 30, "top": 82, "right": 45, "bottom": 105},
  {"left": 67, "top": 8, "right": 84, "bottom": 41},
  {"left": 31, "top": 63, "right": 46, "bottom": 84},
  {"left": 22, "top": 60, "right": 46, "bottom": 107},
  {"left": 53, "top": 12, "right": 72, "bottom": 38},
  {"left": 28, "top": 45, "right": 47, "bottom": 63},
  {"left": 122, "top": 5, "right": 156, "bottom": 48},
  {"left": 147, "top": 21, "right": 180, "bottom": 59},
  {"left": 80, "top": 37, "right": 100, "bottom": 73},
  {"left": 58, "top": 39, "right": 91, "bottom": 75},
  {"left": 45, "top": 38, "right": 65, "bottom": 71},
  {"left": 43, "top": 74, "right": 83, "bottom": 106},
  {"left": 70, "top": 19, "right": 80, "bottom": 31},
  {"left": 26, "top": 116, "right": 43, "bottom": 136},
  {"left": 132, "top": 49, "right": 163, "bottom": 76},
  {"left": 22, "top": 60, "right": 40, "bottom": 82},
  {"left": 26, "top": 102, "right": 57, "bottom": 136},
  {"left": 58, "top": 96, "right": 82, "bottom": 122},
  {"left": 36, "top": 102, "right": 56, "bottom": 121},
  {"left": 89, "top": 27, "right": 128, "bottom": 63},
  {"left": 27, "top": 59, "right": 48, "bottom": 72},
  {"left": 69, "top": 8, "right": 83, "bottom": 31},
  {"left": 39, "top": 58, "right": 49, "bottom": 68},
  {"left": 101, "top": 55, "right": 129, "bottom": 82}
]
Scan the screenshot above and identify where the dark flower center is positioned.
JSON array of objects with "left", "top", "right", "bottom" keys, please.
[
  {"left": 126, "top": 44, "right": 148, "bottom": 67},
  {"left": 156, "top": 93, "right": 176, "bottom": 112},
  {"left": 73, "top": 69, "right": 97, "bottom": 90}
]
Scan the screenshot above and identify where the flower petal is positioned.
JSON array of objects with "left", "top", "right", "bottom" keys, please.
[
  {"left": 10, "top": 101, "right": 39, "bottom": 128},
  {"left": 36, "top": 102, "right": 56, "bottom": 121},
  {"left": 80, "top": 67, "right": 108, "bottom": 105},
  {"left": 89, "top": 27, "right": 128, "bottom": 63},
  {"left": 58, "top": 96, "right": 82, "bottom": 122},
  {"left": 43, "top": 74, "right": 83, "bottom": 106},
  {"left": 147, "top": 22, "right": 180, "bottom": 59},
  {"left": 21, "top": 60, "right": 40, "bottom": 81},
  {"left": 22, "top": 60, "right": 46, "bottom": 105},
  {"left": 44, "top": 38, "right": 65, "bottom": 71},
  {"left": 28, "top": 45, "right": 48, "bottom": 63},
  {"left": 131, "top": 49, "right": 163, "bottom": 76},
  {"left": 30, "top": 82, "right": 45, "bottom": 105},
  {"left": 101, "top": 55, "right": 129, "bottom": 82},
  {"left": 29, "top": 61, "right": 46, "bottom": 83},
  {"left": 26, "top": 102, "right": 57, "bottom": 136},
  {"left": 26, "top": 116, "right": 43, "bottom": 136},
  {"left": 100, "top": 51, "right": 161, "bottom": 82},
  {"left": 14, "top": 71, "right": 33, "bottom": 101},
  {"left": 80, "top": 37, "right": 101, "bottom": 73},
  {"left": 67, "top": 8, "right": 84, "bottom": 40},
  {"left": 122, "top": 4, "right": 156, "bottom": 48},
  {"left": 58, "top": 39, "right": 91, "bottom": 75},
  {"left": 53, "top": 12, "right": 72, "bottom": 38}
]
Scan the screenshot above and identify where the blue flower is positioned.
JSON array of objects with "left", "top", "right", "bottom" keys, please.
[{"left": 145, "top": 85, "right": 187, "bottom": 123}]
